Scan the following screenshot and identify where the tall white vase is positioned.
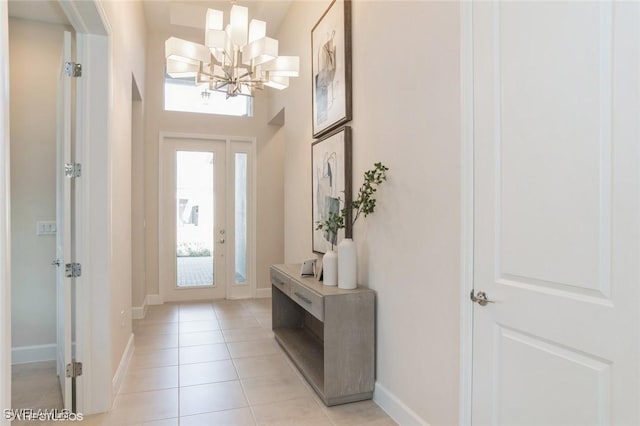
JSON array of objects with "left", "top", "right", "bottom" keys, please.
[
  {"left": 338, "top": 238, "right": 357, "bottom": 289},
  {"left": 323, "top": 249, "right": 338, "bottom": 286}
]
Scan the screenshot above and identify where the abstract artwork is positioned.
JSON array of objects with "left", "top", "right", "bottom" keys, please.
[
  {"left": 312, "top": 127, "right": 352, "bottom": 254},
  {"left": 311, "top": 0, "right": 352, "bottom": 138}
]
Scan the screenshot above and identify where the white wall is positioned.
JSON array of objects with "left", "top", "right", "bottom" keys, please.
[
  {"left": 99, "top": 0, "right": 147, "bottom": 379},
  {"left": 8, "top": 18, "right": 69, "bottom": 354},
  {"left": 274, "top": 2, "right": 462, "bottom": 424},
  {"left": 142, "top": 29, "right": 285, "bottom": 303}
]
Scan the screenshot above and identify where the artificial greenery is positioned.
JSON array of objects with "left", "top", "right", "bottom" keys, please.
[
  {"left": 315, "top": 210, "right": 344, "bottom": 251},
  {"left": 349, "top": 162, "right": 389, "bottom": 226},
  {"left": 315, "top": 162, "right": 389, "bottom": 249}
]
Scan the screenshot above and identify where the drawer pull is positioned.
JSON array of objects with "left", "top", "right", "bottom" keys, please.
[
  {"left": 273, "top": 278, "right": 285, "bottom": 286},
  {"left": 294, "top": 292, "right": 312, "bottom": 305}
]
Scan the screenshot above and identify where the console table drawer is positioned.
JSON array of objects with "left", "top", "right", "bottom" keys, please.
[
  {"left": 271, "top": 268, "right": 290, "bottom": 294},
  {"left": 290, "top": 281, "right": 324, "bottom": 321}
]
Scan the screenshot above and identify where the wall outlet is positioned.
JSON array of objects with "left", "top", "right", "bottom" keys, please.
[{"left": 36, "top": 221, "right": 56, "bottom": 236}]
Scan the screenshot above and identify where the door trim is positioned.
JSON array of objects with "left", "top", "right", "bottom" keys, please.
[
  {"left": 0, "top": 1, "right": 12, "bottom": 420},
  {"left": 459, "top": 1, "right": 474, "bottom": 425},
  {"left": 53, "top": 0, "right": 112, "bottom": 415},
  {"left": 157, "top": 131, "right": 257, "bottom": 302}
]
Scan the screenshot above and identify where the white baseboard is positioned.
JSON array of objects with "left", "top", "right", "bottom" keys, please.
[
  {"left": 12, "top": 344, "right": 57, "bottom": 364},
  {"left": 133, "top": 294, "right": 163, "bottom": 319},
  {"left": 373, "top": 382, "right": 430, "bottom": 426},
  {"left": 146, "top": 294, "right": 163, "bottom": 305},
  {"left": 111, "top": 333, "right": 134, "bottom": 398},
  {"left": 255, "top": 288, "right": 271, "bottom": 298},
  {"left": 132, "top": 303, "right": 147, "bottom": 320}
]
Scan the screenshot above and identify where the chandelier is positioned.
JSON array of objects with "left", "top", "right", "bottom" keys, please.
[{"left": 165, "top": 3, "right": 299, "bottom": 98}]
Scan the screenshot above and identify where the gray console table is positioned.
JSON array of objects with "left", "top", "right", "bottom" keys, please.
[{"left": 270, "top": 264, "right": 375, "bottom": 406}]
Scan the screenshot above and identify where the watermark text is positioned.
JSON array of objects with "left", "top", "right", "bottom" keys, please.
[{"left": 3, "top": 408, "right": 84, "bottom": 422}]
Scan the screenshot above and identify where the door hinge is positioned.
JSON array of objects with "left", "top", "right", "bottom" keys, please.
[
  {"left": 65, "top": 163, "right": 82, "bottom": 178},
  {"left": 64, "top": 62, "right": 82, "bottom": 77},
  {"left": 65, "top": 263, "right": 82, "bottom": 278},
  {"left": 65, "top": 362, "right": 83, "bottom": 378}
]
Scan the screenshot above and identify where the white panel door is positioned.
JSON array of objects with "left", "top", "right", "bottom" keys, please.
[
  {"left": 55, "top": 30, "right": 73, "bottom": 410},
  {"left": 472, "top": 2, "right": 639, "bottom": 425}
]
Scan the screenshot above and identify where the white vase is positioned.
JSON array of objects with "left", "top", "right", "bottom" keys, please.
[
  {"left": 323, "top": 249, "right": 338, "bottom": 286},
  {"left": 337, "top": 238, "right": 357, "bottom": 289}
]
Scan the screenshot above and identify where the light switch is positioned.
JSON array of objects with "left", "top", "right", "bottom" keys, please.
[{"left": 37, "top": 221, "right": 57, "bottom": 236}]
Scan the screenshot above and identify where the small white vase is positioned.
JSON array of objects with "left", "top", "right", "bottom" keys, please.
[
  {"left": 323, "top": 249, "right": 338, "bottom": 286},
  {"left": 337, "top": 238, "right": 357, "bottom": 289}
]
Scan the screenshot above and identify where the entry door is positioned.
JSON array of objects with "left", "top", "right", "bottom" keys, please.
[
  {"left": 471, "top": 2, "right": 639, "bottom": 425},
  {"left": 55, "top": 30, "right": 73, "bottom": 410},
  {"left": 160, "top": 138, "right": 227, "bottom": 301}
]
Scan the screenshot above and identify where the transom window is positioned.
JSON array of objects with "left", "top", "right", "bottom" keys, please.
[{"left": 164, "top": 75, "right": 253, "bottom": 117}]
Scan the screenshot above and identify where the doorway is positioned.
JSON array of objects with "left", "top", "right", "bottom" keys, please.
[
  {"left": 8, "top": 16, "right": 76, "bottom": 412},
  {"left": 159, "top": 134, "right": 255, "bottom": 302},
  {"left": 2, "top": 0, "right": 112, "bottom": 416}
]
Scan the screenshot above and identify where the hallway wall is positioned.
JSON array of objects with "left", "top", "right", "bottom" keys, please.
[
  {"left": 100, "top": 0, "right": 147, "bottom": 380},
  {"left": 272, "top": 2, "right": 462, "bottom": 424}
]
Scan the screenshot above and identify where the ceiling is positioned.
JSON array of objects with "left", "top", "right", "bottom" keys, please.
[
  {"left": 8, "top": 0, "right": 69, "bottom": 26},
  {"left": 143, "top": 0, "right": 293, "bottom": 42},
  {"left": 8, "top": 1, "right": 292, "bottom": 42}
]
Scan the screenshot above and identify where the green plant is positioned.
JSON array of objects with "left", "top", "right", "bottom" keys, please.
[
  {"left": 349, "top": 162, "right": 389, "bottom": 226},
  {"left": 176, "top": 242, "right": 212, "bottom": 257},
  {"left": 315, "top": 210, "right": 344, "bottom": 251},
  {"left": 315, "top": 162, "right": 389, "bottom": 247}
]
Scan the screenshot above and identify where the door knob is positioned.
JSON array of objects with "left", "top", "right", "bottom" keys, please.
[
  {"left": 51, "top": 259, "right": 61, "bottom": 267},
  {"left": 470, "top": 290, "right": 494, "bottom": 306}
]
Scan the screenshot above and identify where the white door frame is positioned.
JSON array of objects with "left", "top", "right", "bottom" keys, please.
[
  {"left": 158, "top": 131, "right": 257, "bottom": 302},
  {"left": 0, "top": 1, "right": 12, "bottom": 421},
  {"left": 1, "top": 0, "right": 112, "bottom": 418},
  {"left": 459, "top": 2, "right": 474, "bottom": 426}
]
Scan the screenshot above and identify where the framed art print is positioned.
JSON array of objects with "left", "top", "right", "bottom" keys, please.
[
  {"left": 311, "top": 0, "right": 352, "bottom": 138},
  {"left": 311, "top": 127, "right": 352, "bottom": 254}
]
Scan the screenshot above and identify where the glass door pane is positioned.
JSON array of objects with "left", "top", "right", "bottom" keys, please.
[
  {"left": 176, "top": 151, "right": 214, "bottom": 287},
  {"left": 234, "top": 153, "right": 248, "bottom": 284}
]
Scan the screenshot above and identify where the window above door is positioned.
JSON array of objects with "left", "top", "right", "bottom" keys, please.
[{"left": 164, "top": 74, "right": 253, "bottom": 117}]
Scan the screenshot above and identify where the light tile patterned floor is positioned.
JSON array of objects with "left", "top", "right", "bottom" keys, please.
[{"left": 11, "top": 300, "right": 396, "bottom": 425}]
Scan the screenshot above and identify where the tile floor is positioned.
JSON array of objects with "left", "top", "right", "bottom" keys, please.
[{"left": 76, "top": 299, "right": 397, "bottom": 425}]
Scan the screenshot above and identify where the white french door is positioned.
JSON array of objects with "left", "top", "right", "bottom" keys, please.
[
  {"left": 471, "top": 2, "right": 639, "bottom": 425},
  {"left": 159, "top": 135, "right": 254, "bottom": 301},
  {"left": 55, "top": 30, "right": 74, "bottom": 411}
]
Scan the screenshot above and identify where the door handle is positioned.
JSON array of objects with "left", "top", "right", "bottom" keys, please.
[
  {"left": 470, "top": 290, "right": 494, "bottom": 306},
  {"left": 218, "top": 238, "right": 225, "bottom": 244},
  {"left": 52, "top": 259, "right": 61, "bottom": 267}
]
